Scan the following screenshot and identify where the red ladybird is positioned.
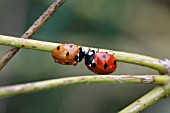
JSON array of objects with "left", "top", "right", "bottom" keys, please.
[
  {"left": 52, "top": 44, "right": 85, "bottom": 66},
  {"left": 85, "top": 50, "right": 117, "bottom": 74}
]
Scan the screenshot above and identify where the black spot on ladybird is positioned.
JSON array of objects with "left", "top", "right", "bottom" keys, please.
[
  {"left": 57, "top": 46, "right": 60, "bottom": 50},
  {"left": 74, "top": 55, "right": 79, "bottom": 61},
  {"left": 113, "top": 60, "right": 117, "bottom": 65},
  {"left": 66, "top": 52, "right": 69, "bottom": 56},
  {"left": 104, "top": 63, "right": 108, "bottom": 69},
  {"left": 103, "top": 55, "right": 106, "bottom": 59},
  {"left": 91, "top": 63, "right": 96, "bottom": 68},
  {"left": 66, "top": 62, "right": 69, "bottom": 64}
]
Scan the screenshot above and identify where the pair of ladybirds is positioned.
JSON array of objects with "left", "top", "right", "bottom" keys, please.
[{"left": 52, "top": 44, "right": 117, "bottom": 74}]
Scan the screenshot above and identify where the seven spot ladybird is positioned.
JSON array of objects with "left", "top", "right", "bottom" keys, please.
[
  {"left": 52, "top": 44, "right": 85, "bottom": 66},
  {"left": 85, "top": 50, "right": 117, "bottom": 74}
]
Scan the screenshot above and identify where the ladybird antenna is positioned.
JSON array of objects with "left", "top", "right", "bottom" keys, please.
[
  {"left": 88, "top": 46, "right": 91, "bottom": 52},
  {"left": 97, "top": 47, "right": 99, "bottom": 52}
]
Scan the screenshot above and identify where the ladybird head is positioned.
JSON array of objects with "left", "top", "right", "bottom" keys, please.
[
  {"left": 77, "top": 47, "right": 85, "bottom": 62},
  {"left": 85, "top": 49, "right": 95, "bottom": 66}
]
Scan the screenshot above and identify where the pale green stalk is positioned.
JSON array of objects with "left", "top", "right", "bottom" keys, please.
[
  {"left": 0, "top": 35, "right": 166, "bottom": 73},
  {"left": 119, "top": 82, "right": 170, "bottom": 113},
  {"left": 0, "top": 75, "right": 169, "bottom": 98}
]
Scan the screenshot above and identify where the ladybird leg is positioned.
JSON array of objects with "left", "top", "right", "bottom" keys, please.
[
  {"left": 72, "top": 61, "right": 78, "bottom": 66},
  {"left": 55, "top": 59, "right": 59, "bottom": 63}
]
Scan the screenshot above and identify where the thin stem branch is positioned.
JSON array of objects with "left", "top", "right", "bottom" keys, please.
[
  {"left": 0, "top": 0, "right": 65, "bottom": 70},
  {"left": 0, "top": 35, "right": 166, "bottom": 73},
  {"left": 119, "top": 82, "right": 170, "bottom": 113},
  {"left": 0, "top": 75, "right": 169, "bottom": 98}
]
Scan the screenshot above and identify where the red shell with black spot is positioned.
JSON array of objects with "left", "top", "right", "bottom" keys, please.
[
  {"left": 52, "top": 44, "right": 79, "bottom": 66},
  {"left": 86, "top": 52, "right": 117, "bottom": 74}
]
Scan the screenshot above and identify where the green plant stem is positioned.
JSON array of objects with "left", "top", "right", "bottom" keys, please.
[
  {"left": 0, "top": 35, "right": 166, "bottom": 73},
  {"left": 0, "top": 0, "right": 65, "bottom": 70},
  {"left": 119, "top": 82, "right": 170, "bottom": 113},
  {"left": 0, "top": 75, "right": 169, "bottom": 98}
]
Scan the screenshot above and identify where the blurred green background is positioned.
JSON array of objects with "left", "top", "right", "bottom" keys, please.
[{"left": 0, "top": 0, "right": 170, "bottom": 113}]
